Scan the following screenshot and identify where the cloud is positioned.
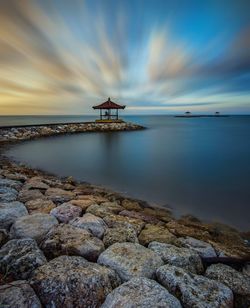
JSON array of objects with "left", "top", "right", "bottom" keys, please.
[{"left": 0, "top": 0, "right": 249, "bottom": 115}]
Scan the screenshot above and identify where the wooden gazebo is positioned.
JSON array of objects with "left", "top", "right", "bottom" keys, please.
[{"left": 93, "top": 97, "right": 126, "bottom": 122}]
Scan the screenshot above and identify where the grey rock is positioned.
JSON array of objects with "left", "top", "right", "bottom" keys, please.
[
  {"left": 0, "top": 178, "right": 22, "bottom": 190},
  {"left": 45, "top": 187, "right": 76, "bottom": 203},
  {"left": 18, "top": 189, "right": 45, "bottom": 203},
  {"left": 86, "top": 201, "right": 124, "bottom": 218},
  {"left": 98, "top": 242, "right": 164, "bottom": 282},
  {"left": 206, "top": 263, "right": 250, "bottom": 308},
  {"left": 50, "top": 203, "right": 82, "bottom": 223},
  {"left": 156, "top": 265, "right": 234, "bottom": 308},
  {"left": 24, "top": 176, "right": 49, "bottom": 190},
  {"left": 101, "top": 277, "right": 181, "bottom": 308},
  {"left": 103, "top": 226, "right": 138, "bottom": 248},
  {"left": 0, "top": 238, "right": 46, "bottom": 280},
  {"left": 25, "top": 198, "right": 56, "bottom": 214},
  {"left": 148, "top": 241, "right": 204, "bottom": 274},
  {"left": 0, "top": 280, "right": 42, "bottom": 308},
  {"left": 30, "top": 255, "right": 120, "bottom": 308},
  {"left": 10, "top": 213, "right": 58, "bottom": 243},
  {"left": 103, "top": 214, "right": 145, "bottom": 235},
  {"left": 0, "top": 186, "right": 18, "bottom": 202},
  {"left": 179, "top": 236, "right": 217, "bottom": 258},
  {"left": 40, "top": 223, "right": 104, "bottom": 261},
  {"left": 0, "top": 201, "right": 28, "bottom": 230},
  {"left": 70, "top": 213, "right": 107, "bottom": 238}
]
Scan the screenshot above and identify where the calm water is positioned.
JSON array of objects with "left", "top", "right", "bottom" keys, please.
[{"left": 2, "top": 115, "right": 250, "bottom": 230}]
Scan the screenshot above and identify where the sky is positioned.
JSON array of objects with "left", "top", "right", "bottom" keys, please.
[{"left": 0, "top": 0, "right": 250, "bottom": 115}]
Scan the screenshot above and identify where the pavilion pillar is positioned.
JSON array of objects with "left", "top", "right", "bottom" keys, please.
[{"left": 116, "top": 109, "right": 118, "bottom": 120}]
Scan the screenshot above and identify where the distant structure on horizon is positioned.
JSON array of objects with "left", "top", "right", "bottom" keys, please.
[
  {"left": 215, "top": 111, "right": 220, "bottom": 116},
  {"left": 93, "top": 97, "right": 126, "bottom": 122},
  {"left": 185, "top": 111, "right": 191, "bottom": 116}
]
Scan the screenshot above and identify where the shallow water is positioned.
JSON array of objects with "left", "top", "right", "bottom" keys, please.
[{"left": 3, "top": 115, "right": 250, "bottom": 230}]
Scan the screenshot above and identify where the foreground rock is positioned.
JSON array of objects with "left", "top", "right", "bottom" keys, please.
[
  {"left": 18, "top": 189, "right": 46, "bottom": 203},
  {"left": 86, "top": 201, "right": 124, "bottom": 218},
  {"left": 25, "top": 198, "right": 56, "bottom": 214},
  {"left": 70, "top": 213, "right": 107, "bottom": 238},
  {"left": 102, "top": 277, "right": 181, "bottom": 308},
  {"left": 50, "top": 203, "right": 82, "bottom": 223},
  {"left": 119, "top": 210, "right": 162, "bottom": 224},
  {"left": 10, "top": 213, "right": 58, "bottom": 243},
  {"left": 138, "top": 224, "right": 178, "bottom": 246},
  {"left": 45, "top": 187, "right": 76, "bottom": 203},
  {"left": 103, "top": 226, "right": 138, "bottom": 247},
  {"left": 40, "top": 224, "right": 104, "bottom": 261},
  {"left": 206, "top": 263, "right": 250, "bottom": 307},
  {"left": 0, "top": 280, "right": 42, "bottom": 308},
  {"left": 0, "top": 201, "right": 28, "bottom": 230},
  {"left": 179, "top": 236, "right": 217, "bottom": 258},
  {"left": 148, "top": 242, "right": 204, "bottom": 274},
  {"left": 30, "top": 255, "right": 120, "bottom": 307},
  {"left": 0, "top": 178, "right": 22, "bottom": 190},
  {"left": 97, "top": 242, "right": 164, "bottom": 282},
  {"left": 103, "top": 214, "right": 145, "bottom": 234},
  {"left": 156, "top": 265, "right": 234, "bottom": 308},
  {"left": 0, "top": 186, "right": 18, "bottom": 202},
  {"left": 0, "top": 238, "right": 46, "bottom": 280}
]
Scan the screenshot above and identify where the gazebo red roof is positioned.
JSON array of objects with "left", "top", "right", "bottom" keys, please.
[{"left": 93, "top": 97, "right": 125, "bottom": 109}]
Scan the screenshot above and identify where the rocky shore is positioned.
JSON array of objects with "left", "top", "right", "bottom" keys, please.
[
  {"left": 0, "top": 122, "right": 250, "bottom": 307},
  {"left": 0, "top": 121, "right": 144, "bottom": 143}
]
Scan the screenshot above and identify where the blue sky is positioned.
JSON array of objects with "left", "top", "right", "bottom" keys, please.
[{"left": 0, "top": 0, "right": 250, "bottom": 114}]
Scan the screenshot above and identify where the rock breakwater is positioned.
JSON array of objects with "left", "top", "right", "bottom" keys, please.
[
  {"left": 0, "top": 123, "right": 250, "bottom": 307},
  {"left": 0, "top": 121, "right": 145, "bottom": 143}
]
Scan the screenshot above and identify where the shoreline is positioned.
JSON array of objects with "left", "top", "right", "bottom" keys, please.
[{"left": 0, "top": 121, "right": 250, "bottom": 307}]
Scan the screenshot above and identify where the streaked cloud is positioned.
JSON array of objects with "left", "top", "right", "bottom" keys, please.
[{"left": 0, "top": 0, "right": 249, "bottom": 115}]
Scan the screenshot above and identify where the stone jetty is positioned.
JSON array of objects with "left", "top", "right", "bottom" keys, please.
[
  {"left": 0, "top": 121, "right": 144, "bottom": 144},
  {"left": 0, "top": 122, "right": 250, "bottom": 307}
]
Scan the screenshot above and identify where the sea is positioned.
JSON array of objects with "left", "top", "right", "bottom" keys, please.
[{"left": 1, "top": 115, "right": 250, "bottom": 231}]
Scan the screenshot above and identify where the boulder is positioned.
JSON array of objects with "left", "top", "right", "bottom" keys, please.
[
  {"left": 18, "top": 189, "right": 45, "bottom": 203},
  {"left": 148, "top": 242, "right": 204, "bottom": 274},
  {"left": 25, "top": 198, "right": 56, "bottom": 214},
  {"left": 206, "top": 263, "right": 250, "bottom": 307},
  {"left": 0, "top": 186, "right": 18, "bottom": 202},
  {"left": 69, "top": 213, "right": 107, "bottom": 238},
  {"left": 24, "top": 176, "right": 49, "bottom": 190},
  {"left": 243, "top": 263, "right": 250, "bottom": 277},
  {"left": 30, "top": 255, "right": 120, "bottom": 307},
  {"left": 0, "top": 238, "right": 46, "bottom": 280},
  {"left": 166, "top": 220, "right": 211, "bottom": 241},
  {"left": 0, "top": 201, "right": 28, "bottom": 230},
  {"left": 102, "top": 277, "right": 181, "bottom": 308},
  {"left": 66, "top": 199, "right": 95, "bottom": 211},
  {"left": 103, "top": 214, "right": 145, "bottom": 235},
  {"left": 156, "top": 265, "right": 234, "bottom": 308},
  {"left": 10, "top": 213, "right": 58, "bottom": 243},
  {"left": 119, "top": 210, "right": 162, "bottom": 224},
  {"left": 121, "top": 199, "right": 143, "bottom": 211},
  {"left": 141, "top": 207, "right": 173, "bottom": 223},
  {"left": 40, "top": 224, "right": 104, "bottom": 261},
  {"left": 50, "top": 203, "right": 82, "bottom": 223},
  {"left": 103, "top": 226, "right": 138, "bottom": 247},
  {"left": 45, "top": 187, "right": 76, "bottom": 203},
  {"left": 179, "top": 236, "right": 217, "bottom": 258},
  {"left": 1, "top": 172, "right": 27, "bottom": 181},
  {"left": 97, "top": 242, "right": 164, "bottom": 282},
  {"left": 86, "top": 201, "right": 124, "bottom": 218},
  {"left": 76, "top": 194, "right": 108, "bottom": 204},
  {"left": 0, "top": 178, "right": 22, "bottom": 190},
  {"left": 138, "top": 224, "right": 178, "bottom": 246},
  {"left": 0, "top": 280, "right": 42, "bottom": 308}
]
